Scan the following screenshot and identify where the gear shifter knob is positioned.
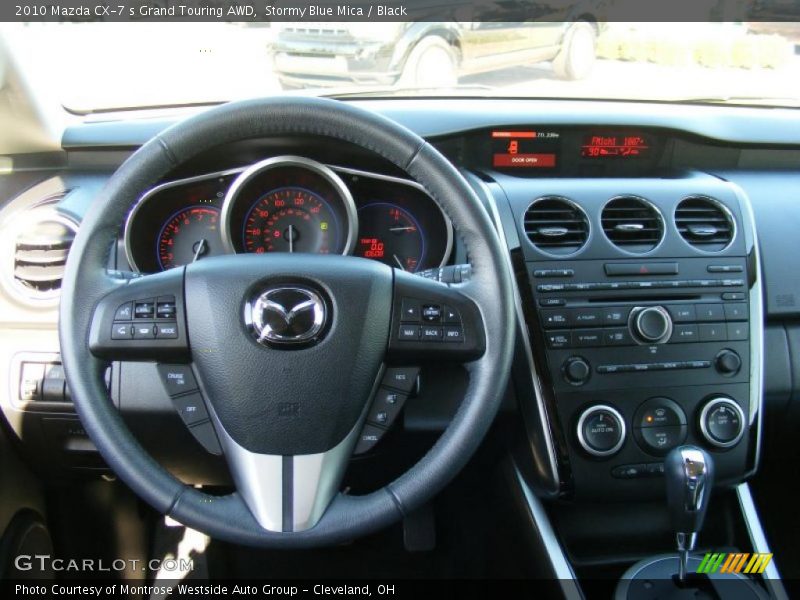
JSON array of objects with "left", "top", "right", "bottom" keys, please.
[{"left": 665, "top": 446, "right": 714, "bottom": 581}]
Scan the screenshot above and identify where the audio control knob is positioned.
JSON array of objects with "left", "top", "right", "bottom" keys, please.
[
  {"left": 715, "top": 349, "right": 742, "bottom": 376},
  {"left": 629, "top": 306, "right": 673, "bottom": 344},
  {"left": 576, "top": 405, "right": 626, "bottom": 457},
  {"left": 563, "top": 356, "right": 591, "bottom": 385},
  {"left": 699, "top": 398, "right": 746, "bottom": 448}
]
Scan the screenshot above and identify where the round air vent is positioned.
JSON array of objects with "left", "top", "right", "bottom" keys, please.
[
  {"left": 675, "top": 196, "right": 734, "bottom": 252},
  {"left": 523, "top": 197, "right": 589, "bottom": 256},
  {"left": 1, "top": 204, "right": 77, "bottom": 304},
  {"left": 601, "top": 196, "right": 663, "bottom": 253}
]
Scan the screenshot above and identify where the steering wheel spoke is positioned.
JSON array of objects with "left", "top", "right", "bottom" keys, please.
[
  {"left": 210, "top": 407, "right": 361, "bottom": 532},
  {"left": 387, "top": 269, "right": 486, "bottom": 363},
  {"left": 88, "top": 267, "right": 189, "bottom": 362}
]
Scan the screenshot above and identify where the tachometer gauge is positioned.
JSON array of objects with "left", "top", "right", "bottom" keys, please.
[
  {"left": 157, "top": 206, "right": 221, "bottom": 270},
  {"left": 242, "top": 187, "right": 340, "bottom": 254},
  {"left": 124, "top": 172, "right": 235, "bottom": 273},
  {"left": 222, "top": 156, "right": 357, "bottom": 256},
  {"left": 356, "top": 203, "right": 424, "bottom": 272}
]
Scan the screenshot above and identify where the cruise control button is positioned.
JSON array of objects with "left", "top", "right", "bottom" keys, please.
[
  {"left": 443, "top": 326, "right": 464, "bottom": 343},
  {"left": 133, "top": 322, "right": 156, "bottom": 339},
  {"left": 420, "top": 326, "right": 443, "bottom": 341},
  {"left": 354, "top": 424, "right": 385, "bottom": 454},
  {"left": 398, "top": 325, "right": 419, "bottom": 340},
  {"left": 367, "top": 388, "right": 407, "bottom": 427},
  {"left": 111, "top": 322, "right": 133, "bottom": 340},
  {"left": 382, "top": 367, "right": 419, "bottom": 393},
  {"left": 188, "top": 421, "right": 222, "bottom": 455},
  {"left": 155, "top": 323, "right": 179, "bottom": 339},
  {"left": 157, "top": 364, "right": 198, "bottom": 396},
  {"left": 172, "top": 392, "right": 209, "bottom": 426},
  {"left": 114, "top": 302, "right": 133, "bottom": 321}
]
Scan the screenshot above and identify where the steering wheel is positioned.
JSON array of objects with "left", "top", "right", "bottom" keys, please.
[{"left": 59, "top": 97, "right": 515, "bottom": 547}]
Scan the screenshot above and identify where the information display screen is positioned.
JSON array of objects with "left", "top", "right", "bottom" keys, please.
[
  {"left": 491, "top": 130, "right": 560, "bottom": 169},
  {"left": 580, "top": 133, "right": 650, "bottom": 159}
]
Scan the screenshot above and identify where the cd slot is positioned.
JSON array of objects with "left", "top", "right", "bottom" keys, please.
[{"left": 586, "top": 294, "right": 700, "bottom": 303}]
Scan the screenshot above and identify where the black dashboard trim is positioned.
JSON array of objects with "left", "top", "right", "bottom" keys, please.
[{"left": 63, "top": 99, "right": 800, "bottom": 149}]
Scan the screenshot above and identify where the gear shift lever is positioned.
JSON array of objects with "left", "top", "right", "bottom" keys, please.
[{"left": 665, "top": 446, "right": 714, "bottom": 582}]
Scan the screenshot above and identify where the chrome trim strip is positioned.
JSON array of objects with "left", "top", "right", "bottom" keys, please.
[
  {"left": 220, "top": 156, "right": 358, "bottom": 257},
  {"left": 206, "top": 394, "right": 361, "bottom": 533},
  {"left": 600, "top": 194, "right": 666, "bottom": 256},
  {"left": 328, "top": 164, "right": 454, "bottom": 269},
  {"left": 738, "top": 185, "right": 764, "bottom": 471},
  {"left": 672, "top": 194, "right": 738, "bottom": 255},
  {"left": 736, "top": 483, "right": 788, "bottom": 598},
  {"left": 471, "top": 174, "right": 561, "bottom": 494},
  {"left": 123, "top": 167, "right": 245, "bottom": 272},
  {"left": 521, "top": 195, "right": 591, "bottom": 259},
  {"left": 513, "top": 462, "right": 582, "bottom": 595}
]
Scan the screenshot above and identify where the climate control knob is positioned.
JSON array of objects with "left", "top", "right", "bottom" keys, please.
[
  {"left": 576, "top": 405, "right": 626, "bottom": 457},
  {"left": 629, "top": 306, "right": 673, "bottom": 344},
  {"left": 700, "top": 397, "right": 746, "bottom": 448}
]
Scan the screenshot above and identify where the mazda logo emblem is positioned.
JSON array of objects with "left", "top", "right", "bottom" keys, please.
[{"left": 247, "top": 286, "right": 327, "bottom": 346}]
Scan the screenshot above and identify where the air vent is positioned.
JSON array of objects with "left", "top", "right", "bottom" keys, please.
[
  {"left": 523, "top": 197, "right": 589, "bottom": 255},
  {"left": 10, "top": 212, "right": 76, "bottom": 300},
  {"left": 601, "top": 196, "right": 663, "bottom": 253},
  {"left": 675, "top": 197, "right": 734, "bottom": 251}
]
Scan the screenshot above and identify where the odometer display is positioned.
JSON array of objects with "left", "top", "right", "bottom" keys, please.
[
  {"left": 157, "top": 206, "right": 221, "bottom": 270},
  {"left": 242, "top": 187, "right": 341, "bottom": 254}
]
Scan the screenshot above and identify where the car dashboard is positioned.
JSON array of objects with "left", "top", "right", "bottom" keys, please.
[{"left": 0, "top": 98, "right": 798, "bottom": 583}]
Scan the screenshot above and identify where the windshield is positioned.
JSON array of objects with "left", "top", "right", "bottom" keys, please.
[{"left": 3, "top": 21, "right": 800, "bottom": 112}]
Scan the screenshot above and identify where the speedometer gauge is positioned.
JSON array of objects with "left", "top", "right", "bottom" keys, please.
[
  {"left": 356, "top": 203, "right": 424, "bottom": 272},
  {"left": 222, "top": 156, "right": 357, "bottom": 256},
  {"left": 157, "top": 206, "right": 221, "bottom": 269},
  {"left": 242, "top": 187, "right": 340, "bottom": 254}
]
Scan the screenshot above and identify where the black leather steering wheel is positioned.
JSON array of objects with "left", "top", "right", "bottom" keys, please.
[{"left": 59, "top": 97, "right": 515, "bottom": 547}]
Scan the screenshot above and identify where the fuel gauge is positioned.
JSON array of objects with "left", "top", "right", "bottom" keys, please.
[{"left": 356, "top": 203, "right": 425, "bottom": 272}]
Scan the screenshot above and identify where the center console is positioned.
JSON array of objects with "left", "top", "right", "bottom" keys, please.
[{"left": 489, "top": 170, "right": 761, "bottom": 502}]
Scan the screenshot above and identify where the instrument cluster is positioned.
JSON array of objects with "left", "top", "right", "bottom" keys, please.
[{"left": 124, "top": 156, "right": 452, "bottom": 274}]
